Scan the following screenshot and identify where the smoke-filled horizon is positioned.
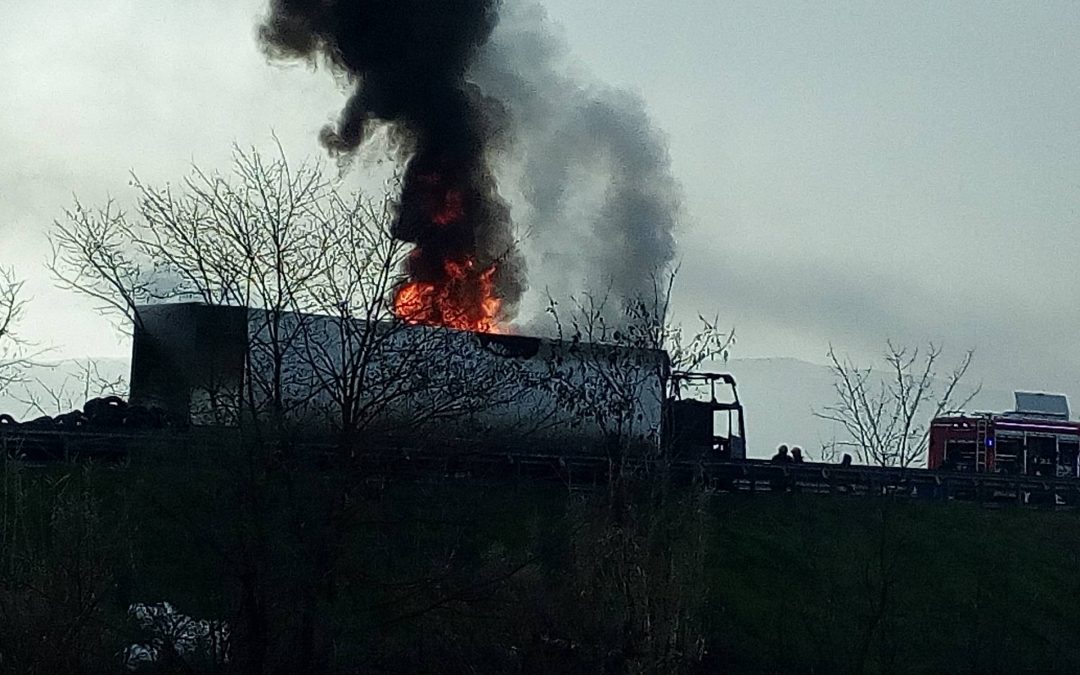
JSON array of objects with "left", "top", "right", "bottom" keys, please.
[{"left": 259, "top": 0, "right": 681, "bottom": 329}]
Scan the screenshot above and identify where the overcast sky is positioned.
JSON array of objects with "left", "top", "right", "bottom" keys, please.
[{"left": 2, "top": 0, "right": 1078, "bottom": 407}]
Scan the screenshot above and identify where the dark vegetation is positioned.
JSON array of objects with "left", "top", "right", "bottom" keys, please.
[{"left": 5, "top": 445, "right": 1080, "bottom": 674}]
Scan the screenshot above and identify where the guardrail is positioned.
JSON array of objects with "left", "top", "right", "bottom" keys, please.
[{"left": 4, "top": 427, "right": 1078, "bottom": 505}]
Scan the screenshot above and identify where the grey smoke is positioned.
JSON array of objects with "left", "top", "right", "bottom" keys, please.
[{"left": 470, "top": 2, "right": 681, "bottom": 321}]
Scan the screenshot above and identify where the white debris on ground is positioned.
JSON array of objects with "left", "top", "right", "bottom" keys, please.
[{"left": 123, "top": 602, "right": 229, "bottom": 670}]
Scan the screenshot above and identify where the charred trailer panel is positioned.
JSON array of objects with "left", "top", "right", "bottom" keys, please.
[
  {"left": 129, "top": 303, "right": 671, "bottom": 455},
  {"left": 129, "top": 304, "right": 247, "bottom": 422}
]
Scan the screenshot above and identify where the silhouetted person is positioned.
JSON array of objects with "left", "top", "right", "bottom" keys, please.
[
  {"left": 770, "top": 444, "right": 791, "bottom": 491},
  {"left": 791, "top": 446, "right": 804, "bottom": 463},
  {"left": 835, "top": 453, "right": 855, "bottom": 493}
]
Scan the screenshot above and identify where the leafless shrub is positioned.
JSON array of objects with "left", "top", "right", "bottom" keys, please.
[
  {"left": 544, "top": 268, "right": 734, "bottom": 473},
  {"left": 0, "top": 467, "right": 127, "bottom": 673},
  {"left": 0, "top": 267, "right": 33, "bottom": 395},
  {"left": 815, "top": 341, "right": 980, "bottom": 468}
]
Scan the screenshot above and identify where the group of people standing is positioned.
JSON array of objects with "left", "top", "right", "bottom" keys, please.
[
  {"left": 770, "top": 444, "right": 855, "bottom": 467},
  {"left": 770, "top": 444, "right": 805, "bottom": 464},
  {"left": 768, "top": 444, "right": 856, "bottom": 492}
]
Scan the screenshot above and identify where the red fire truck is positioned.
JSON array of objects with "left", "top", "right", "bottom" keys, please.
[{"left": 929, "top": 392, "right": 1080, "bottom": 476}]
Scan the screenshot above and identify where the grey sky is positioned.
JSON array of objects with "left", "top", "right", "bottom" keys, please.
[{"left": 2, "top": 1, "right": 1078, "bottom": 407}]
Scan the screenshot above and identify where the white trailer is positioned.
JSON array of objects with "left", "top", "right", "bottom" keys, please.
[{"left": 130, "top": 303, "right": 672, "bottom": 455}]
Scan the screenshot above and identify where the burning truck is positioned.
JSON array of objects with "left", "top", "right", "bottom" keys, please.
[
  {"left": 128, "top": 303, "right": 745, "bottom": 460},
  {"left": 112, "top": 0, "right": 731, "bottom": 461}
]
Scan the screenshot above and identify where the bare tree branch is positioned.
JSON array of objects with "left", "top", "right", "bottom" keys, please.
[
  {"left": 544, "top": 268, "right": 735, "bottom": 470},
  {"left": 0, "top": 267, "right": 36, "bottom": 394},
  {"left": 815, "top": 342, "right": 979, "bottom": 468},
  {"left": 15, "top": 360, "right": 128, "bottom": 418}
]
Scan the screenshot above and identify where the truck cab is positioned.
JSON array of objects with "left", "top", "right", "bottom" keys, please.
[{"left": 667, "top": 371, "right": 746, "bottom": 460}]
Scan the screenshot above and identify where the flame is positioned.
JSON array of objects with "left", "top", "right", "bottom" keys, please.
[
  {"left": 393, "top": 257, "right": 504, "bottom": 333},
  {"left": 392, "top": 167, "right": 508, "bottom": 334}
]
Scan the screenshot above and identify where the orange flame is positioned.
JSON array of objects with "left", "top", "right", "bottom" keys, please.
[
  {"left": 393, "top": 257, "right": 504, "bottom": 333},
  {"left": 393, "top": 169, "right": 507, "bottom": 333}
]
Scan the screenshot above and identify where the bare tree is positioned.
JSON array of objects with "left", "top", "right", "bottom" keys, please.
[
  {"left": 0, "top": 267, "right": 32, "bottom": 396},
  {"left": 46, "top": 142, "right": 556, "bottom": 670},
  {"left": 534, "top": 270, "right": 732, "bottom": 670},
  {"left": 815, "top": 341, "right": 980, "bottom": 468},
  {"left": 44, "top": 147, "right": 404, "bottom": 668},
  {"left": 544, "top": 268, "right": 735, "bottom": 464},
  {"left": 48, "top": 144, "right": 535, "bottom": 446},
  {"left": 48, "top": 144, "right": 365, "bottom": 426},
  {"left": 49, "top": 201, "right": 156, "bottom": 333}
]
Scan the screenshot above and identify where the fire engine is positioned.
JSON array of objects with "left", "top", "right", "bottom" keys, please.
[{"left": 929, "top": 392, "right": 1080, "bottom": 476}]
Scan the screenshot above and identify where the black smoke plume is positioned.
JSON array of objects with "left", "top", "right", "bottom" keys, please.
[
  {"left": 261, "top": 0, "right": 682, "bottom": 329},
  {"left": 260, "top": 0, "right": 523, "bottom": 317}
]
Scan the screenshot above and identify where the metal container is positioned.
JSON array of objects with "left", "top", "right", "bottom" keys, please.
[{"left": 130, "top": 303, "right": 669, "bottom": 454}]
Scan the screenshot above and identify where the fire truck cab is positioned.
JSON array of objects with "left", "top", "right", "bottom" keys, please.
[{"left": 929, "top": 392, "right": 1080, "bottom": 476}]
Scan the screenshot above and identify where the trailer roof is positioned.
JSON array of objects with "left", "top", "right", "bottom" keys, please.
[{"left": 132, "top": 302, "right": 673, "bottom": 362}]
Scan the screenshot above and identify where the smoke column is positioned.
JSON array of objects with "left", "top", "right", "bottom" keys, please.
[
  {"left": 260, "top": 0, "right": 680, "bottom": 328},
  {"left": 260, "top": 0, "right": 524, "bottom": 327}
]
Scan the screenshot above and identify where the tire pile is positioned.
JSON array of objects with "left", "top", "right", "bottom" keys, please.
[{"left": 0, "top": 396, "right": 176, "bottom": 433}]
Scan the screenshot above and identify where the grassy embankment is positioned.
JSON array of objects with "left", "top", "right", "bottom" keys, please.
[{"left": 4, "top": 450, "right": 1080, "bottom": 673}]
